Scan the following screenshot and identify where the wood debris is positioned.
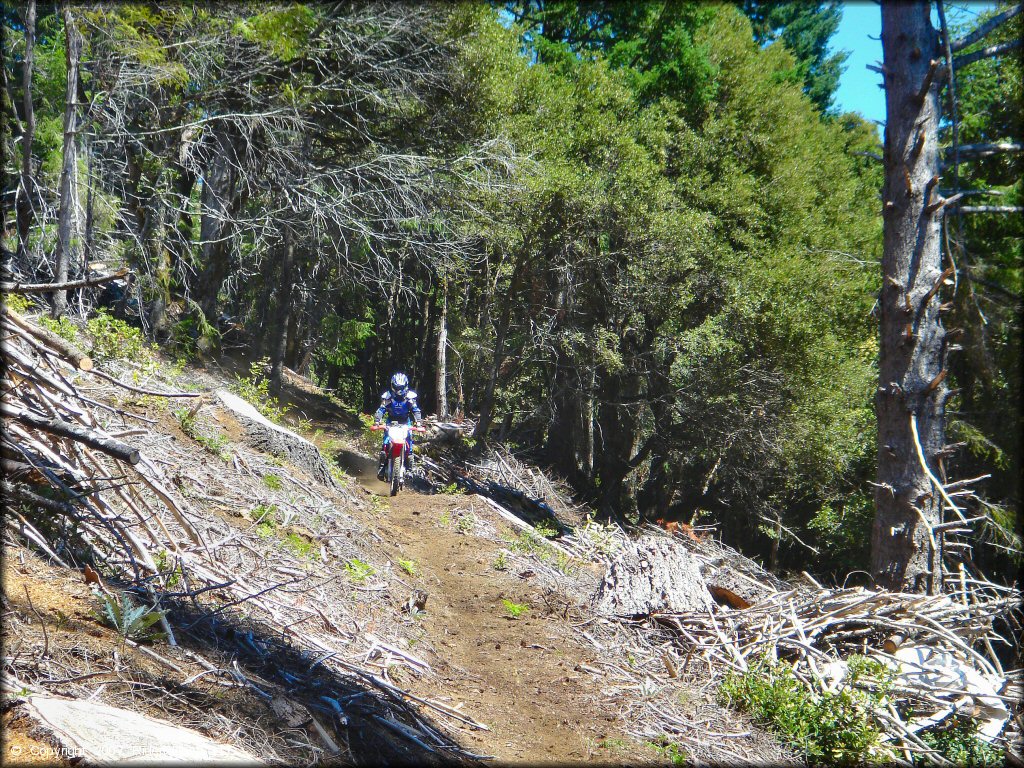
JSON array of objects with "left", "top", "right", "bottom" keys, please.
[{"left": 1, "top": 309, "right": 481, "bottom": 764}]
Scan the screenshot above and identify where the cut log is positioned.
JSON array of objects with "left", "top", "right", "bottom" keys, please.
[
  {"left": 2, "top": 306, "right": 93, "bottom": 370},
  {"left": 215, "top": 389, "right": 336, "bottom": 488},
  {"left": 595, "top": 535, "right": 714, "bottom": 617},
  {"left": 19, "top": 695, "right": 262, "bottom": 764}
]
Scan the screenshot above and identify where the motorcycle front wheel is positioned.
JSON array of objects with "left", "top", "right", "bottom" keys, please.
[{"left": 390, "top": 455, "right": 401, "bottom": 496}]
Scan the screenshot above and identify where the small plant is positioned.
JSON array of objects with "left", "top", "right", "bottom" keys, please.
[
  {"left": 438, "top": 510, "right": 452, "bottom": 527},
  {"left": 86, "top": 310, "right": 155, "bottom": 364},
  {"left": 455, "top": 511, "right": 476, "bottom": 534},
  {"left": 647, "top": 739, "right": 687, "bottom": 765},
  {"left": 501, "top": 598, "right": 529, "bottom": 619},
  {"left": 438, "top": 481, "right": 462, "bottom": 495},
  {"left": 397, "top": 558, "right": 417, "bottom": 576},
  {"left": 40, "top": 315, "right": 80, "bottom": 343},
  {"left": 344, "top": 558, "right": 375, "bottom": 584},
  {"left": 2, "top": 293, "right": 35, "bottom": 314},
  {"left": 719, "top": 655, "right": 891, "bottom": 765},
  {"left": 153, "top": 549, "right": 182, "bottom": 588},
  {"left": 554, "top": 551, "right": 576, "bottom": 576},
  {"left": 234, "top": 357, "right": 288, "bottom": 423},
  {"left": 262, "top": 473, "right": 283, "bottom": 491},
  {"left": 173, "top": 405, "right": 199, "bottom": 437},
  {"left": 253, "top": 503, "right": 279, "bottom": 537},
  {"left": 533, "top": 517, "right": 559, "bottom": 539},
  {"left": 284, "top": 532, "right": 318, "bottom": 560},
  {"left": 492, "top": 550, "right": 510, "bottom": 571},
  {"left": 92, "top": 591, "right": 166, "bottom": 647}
]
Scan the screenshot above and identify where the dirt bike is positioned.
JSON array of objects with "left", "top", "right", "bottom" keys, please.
[{"left": 371, "top": 423, "right": 426, "bottom": 496}]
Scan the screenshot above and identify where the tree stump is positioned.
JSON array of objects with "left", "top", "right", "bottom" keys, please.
[
  {"left": 216, "top": 389, "right": 336, "bottom": 488},
  {"left": 595, "top": 535, "right": 714, "bottom": 616}
]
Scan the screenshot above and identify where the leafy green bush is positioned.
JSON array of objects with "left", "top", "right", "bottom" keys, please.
[
  {"left": 344, "top": 558, "right": 375, "bottom": 583},
  {"left": 86, "top": 310, "right": 155, "bottom": 363},
  {"left": 2, "top": 293, "right": 36, "bottom": 314},
  {"left": 501, "top": 598, "right": 528, "bottom": 619},
  {"left": 40, "top": 315, "right": 80, "bottom": 343},
  {"left": 719, "top": 655, "right": 892, "bottom": 765},
  {"left": 920, "top": 718, "right": 1003, "bottom": 768}
]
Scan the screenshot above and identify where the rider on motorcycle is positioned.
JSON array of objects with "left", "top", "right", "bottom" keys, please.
[{"left": 374, "top": 372, "right": 422, "bottom": 481}]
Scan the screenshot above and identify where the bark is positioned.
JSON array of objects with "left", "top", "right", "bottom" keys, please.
[
  {"left": 51, "top": 6, "right": 83, "bottom": 317},
  {"left": 474, "top": 257, "right": 525, "bottom": 439},
  {"left": 15, "top": 0, "right": 37, "bottom": 272},
  {"left": 216, "top": 389, "right": 337, "bottom": 488},
  {"left": 871, "top": 0, "right": 948, "bottom": 594},
  {"left": 269, "top": 228, "right": 296, "bottom": 393}
]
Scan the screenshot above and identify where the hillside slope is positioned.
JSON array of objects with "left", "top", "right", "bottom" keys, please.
[{"left": 2, "top": 314, "right": 787, "bottom": 766}]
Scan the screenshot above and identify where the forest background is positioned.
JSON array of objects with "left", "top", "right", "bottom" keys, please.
[{"left": 2, "top": 0, "right": 1020, "bottom": 583}]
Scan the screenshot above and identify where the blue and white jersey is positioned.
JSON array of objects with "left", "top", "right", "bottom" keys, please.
[{"left": 374, "top": 390, "right": 421, "bottom": 424}]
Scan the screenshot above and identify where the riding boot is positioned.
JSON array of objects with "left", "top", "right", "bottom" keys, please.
[
  {"left": 405, "top": 449, "right": 415, "bottom": 473},
  {"left": 376, "top": 450, "right": 387, "bottom": 481}
]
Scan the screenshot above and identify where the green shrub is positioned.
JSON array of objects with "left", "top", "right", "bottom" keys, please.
[
  {"left": 174, "top": 406, "right": 229, "bottom": 459},
  {"left": 344, "top": 558, "right": 375, "bottom": 583},
  {"left": 234, "top": 357, "right": 288, "bottom": 423},
  {"left": 2, "top": 293, "right": 35, "bottom": 314},
  {"left": 262, "top": 473, "right": 283, "bottom": 490},
  {"left": 86, "top": 310, "right": 155, "bottom": 364},
  {"left": 40, "top": 315, "right": 80, "bottom": 343},
  {"left": 920, "top": 718, "right": 1003, "bottom": 767},
  {"left": 501, "top": 598, "right": 528, "bottom": 619},
  {"left": 719, "top": 655, "right": 892, "bottom": 765}
]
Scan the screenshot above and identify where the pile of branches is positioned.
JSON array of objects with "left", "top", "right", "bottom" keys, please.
[
  {"left": 656, "top": 551, "right": 1022, "bottom": 765},
  {"left": 423, "top": 441, "right": 587, "bottom": 531},
  {"left": 1, "top": 304, "right": 485, "bottom": 764}
]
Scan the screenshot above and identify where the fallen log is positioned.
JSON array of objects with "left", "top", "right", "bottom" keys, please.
[
  {"left": 0, "top": 267, "right": 128, "bottom": 294},
  {"left": 2, "top": 403, "right": 141, "bottom": 464},
  {"left": 2, "top": 306, "right": 93, "bottom": 371}
]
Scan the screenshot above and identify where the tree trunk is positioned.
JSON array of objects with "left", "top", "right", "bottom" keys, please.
[
  {"left": 871, "top": 0, "right": 948, "bottom": 594},
  {"left": 15, "top": 0, "right": 36, "bottom": 273},
  {"left": 435, "top": 274, "right": 448, "bottom": 419},
  {"left": 474, "top": 258, "right": 525, "bottom": 439},
  {"left": 51, "top": 6, "right": 82, "bottom": 317},
  {"left": 195, "top": 127, "right": 240, "bottom": 324},
  {"left": 269, "top": 229, "right": 296, "bottom": 393}
]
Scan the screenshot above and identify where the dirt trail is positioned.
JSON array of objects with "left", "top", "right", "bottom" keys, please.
[{"left": 309, "top": 417, "right": 657, "bottom": 764}]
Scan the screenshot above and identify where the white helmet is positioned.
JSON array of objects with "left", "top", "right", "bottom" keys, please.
[{"left": 390, "top": 372, "right": 409, "bottom": 397}]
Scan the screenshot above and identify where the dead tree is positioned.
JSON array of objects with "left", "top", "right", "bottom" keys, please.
[
  {"left": 871, "top": 1, "right": 949, "bottom": 593},
  {"left": 15, "top": 0, "right": 37, "bottom": 273},
  {"left": 51, "top": 6, "right": 83, "bottom": 317}
]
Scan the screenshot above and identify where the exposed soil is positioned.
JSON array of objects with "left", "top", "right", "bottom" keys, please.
[
  {"left": 300, "top": 395, "right": 662, "bottom": 764},
  {"left": 2, "top": 358, "right": 670, "bottom": 766}
]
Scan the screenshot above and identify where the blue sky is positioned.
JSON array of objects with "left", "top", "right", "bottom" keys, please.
[{"left": 831, "top": 1, "right": 994, "bottom": 125}]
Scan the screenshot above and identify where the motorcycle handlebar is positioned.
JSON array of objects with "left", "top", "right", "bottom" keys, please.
[{"left": 370, "top": 424, "right": 427, "bottom": 433}]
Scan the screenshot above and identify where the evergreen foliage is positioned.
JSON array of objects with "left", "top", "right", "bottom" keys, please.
[{"left": 1, "top": 1, "right": 1016, "bottom": 583}]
